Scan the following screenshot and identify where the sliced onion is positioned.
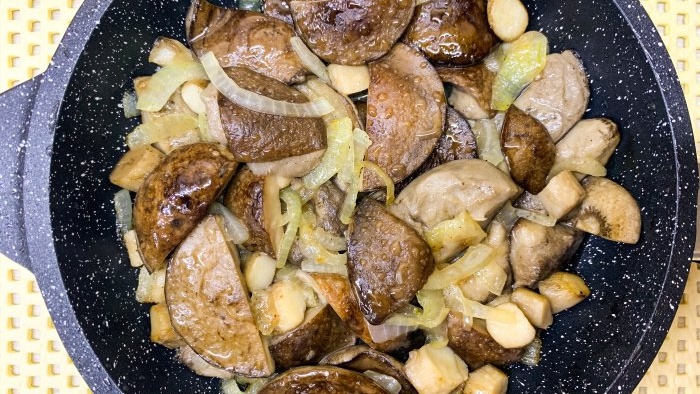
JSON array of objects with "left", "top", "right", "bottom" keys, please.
[
  {"left": 298, "top": 211, "right": 347, "bottom": 266},
  {"left": 126, "top": 113, "right": 199, "bottom": 148},
  {"left": 337, "top": 127, "right": 372, "bottom": 191},
  {"left": 290, "top": 36, "right": 330, "bottom": 83},
  {"left": 513, "top": 207, "right": 557, "bottom": 227},
  {"left": 472, "top": 262, "right": 509, "bottom": 296},
  {"left": 424, "top": 244, "right": 495, "bottom": 290},
  {"left": 472, "top": 118, "right": 506, "bottom": 169},
  {"left": 136, "top": 61, "right": 208, "bottom": 112},
  {"left": 263, "top": 175, "right": 292, "bottom": 257},
  {"left": 277, "top": 188, "right": 303, "bottom": 268},
  {"left": 209, "top": 202, "right": 250, "bottom": 245},
  {"left": 201, "top": 52, "right": 332, "bottom": 118},
  {"left": 122, "top": 91, "right": 140, "bottom": 118},
  {"left": 424, "top": 210, "right": 487, "bottom": 262},
  {"left": 197, "top": 112, "right": 212, "bottom": 142},
  {"left": 364, "top": 371, "right": 402, "bottom": 394},
  {"left": 301, "top": 260, "right": 348, "bottom": 276},
  {"left": 366, "top": 320, "right": 418, "bottom": 344},
  {"left": 548, "top": 157, "right": 607, "bottom": 181},
  {"left": 250, "top": 289, "right": 278, "bottom": 336},
  {"left": 424, "top": 321, "right": 449, "bottom": 347},
  {"left": 295, "top": 269, "right": 328, "bottom": 305},
  {"left": 303, "top": 117, "right": 354, "bottom": 190},
  {"left": 443, "top": 285, "right": 516, "bottom": 324},
  {"left": 339, "top": 128, "right": 373, "bottom": 224},
  {"left": 114, "top": 189, "right": 133, "bottom": 237},
  {"left": 200, "top": 83, "right": 228, "bottom": 145},
  {"left": 521, "top": 337, "right": 543, "bottom": 366},
  {"left": 313, "top": 227, "right": 347, "bottom": 252},
  {"left": 385, "top": 290, "right": 449, "bottom": 329},
  {"left": 361, "top": 161, "right": 396, "bottom": 205}
]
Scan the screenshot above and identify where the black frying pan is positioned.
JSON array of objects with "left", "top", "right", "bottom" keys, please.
[{"left": 0, "top": 0, "right": 696, "bottom": 393}]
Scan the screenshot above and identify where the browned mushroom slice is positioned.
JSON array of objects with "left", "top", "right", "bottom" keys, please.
[
  {"left": 396, "top": 107, "right": 477, "bottom": 192},
  {"left": 269, "top": 305, "right": 356, "bottom": 370},
  {"left": 510, "top": 219, "right": 584, "bottom": 288},
  {"left": 502, "top": 105, "right": 556, "bottom": 194},
  {"left": 404, "top": 0, "right": 498, "bottom": 66},
  {"left": 262, "top": 0, "right": 293, "bottom": 24},
  {"left": 186, "top": 0, "right": 308, "bottom": 84},
  {"left": 321, "top": 345, "right": 418, "bottom": 394},
  {"left": 514, "top": 51, "right": 590, "bottom": 142},
  {"left": 364, "top": 43, "right": 446, "bottom": 190},
  {"left": 438, "top": 63, "right": 496, "bottom": 119},
  {"left": 133, "top": 143, "right": 237, "bottom": 272},
  {"left": 348, "top": 198, "right": 435, "bottom": 325},
  {"left": 258, "top": 366, "right": 389, "bottom": 394},
  {"left": 223, "top": 167, "right": 274, "bottom": 256},
  {"left": 289, "top": 0, "right": 415, "bottom": 65},
  {"left": 447, "top": 313, "right": 524, "bottom": 369},
  {"left": 166, "top": 216, "right": 275, "bottom": 377},
  {"left": 219, "top": 67, "right": 326, "bottom": 162}
]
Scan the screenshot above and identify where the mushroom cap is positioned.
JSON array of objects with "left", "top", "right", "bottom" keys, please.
[
  {"left": 223, "top": 167, "right": 274, "bottom": 256},
  {"left": 219, "top": 67, "right": 327, "bottom": 162},
  {"left": 364, "top": 43, "right": 446, "bottom": 190},
  {"left": 501, "top": 105, "right": 556, "bottom": 194},
  {"left": 258, "top": 366, "right": 389, "bottom": 394},
  {"left": 187, "top": 0, "right": 308, "bottom": 84},
  {"left": 133, "top": 143, "right": 237, "bottom": 272},
  {"left": 290, "top": 0, "right": 415, "bottom": 65},
  {"left": 390, "top": 159, "right": 520, "bottom": 232},
  {"left": 404, "top": 0, "right": 498, "bottom": 65},
  {"left": 166, "top": 216, "right": 275, "bottom": 377},
  {"left": 514, "top": 51, "right": 590, "bottom": 142},
  {"left": 348, "top": 198, "right": 435, "bottom": 325}
]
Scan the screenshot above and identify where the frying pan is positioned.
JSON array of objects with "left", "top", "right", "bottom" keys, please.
[{"left": 0, "top": 0, "right": 696, "bottom": 392}]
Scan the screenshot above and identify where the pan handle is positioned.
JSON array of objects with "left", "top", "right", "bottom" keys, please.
[{"left": 0, "top": 75, "right": 43, "bottom": 272}]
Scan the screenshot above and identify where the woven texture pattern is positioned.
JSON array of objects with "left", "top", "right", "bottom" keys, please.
[{"left": 0, "top": 1, "right": 697, "bottom": 393}]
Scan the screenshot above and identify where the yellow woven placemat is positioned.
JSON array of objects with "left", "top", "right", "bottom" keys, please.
[{"left": 0, "top": 1, "right": 697, "bottom": 393}]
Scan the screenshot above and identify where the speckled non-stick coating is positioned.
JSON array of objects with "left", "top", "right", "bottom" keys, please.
[{"left": 2, "top": 0, "right": 696, "bottom": 393}]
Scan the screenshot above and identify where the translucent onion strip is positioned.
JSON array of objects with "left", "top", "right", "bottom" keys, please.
[
  {"left": 113, "top": 189, "right": 133, "bottom": 238},
  {"left": 339, "top": 128, "right": 373, "bottom": 224},
  {"left": 136, "top": 61, "right": 208, "bottom": 112},
  {"left": 209, "top": 202, "right": 250, "bottom": 245},
  {"left": 472, "top": 118, "right": 506, "bottom": 168},
  {"left": 302, "top": 117, "right": 354, "bottom": 190},
  {"left": 201, "top": 52, "right": 332, "bottom": 118},
  {"left": 366, "top": 321, "right": 418, "bottom": 344},
  {"left": 122, "top": 91, "right": 140, "bottom": 118},
  {"left": 385, "top": 290, "right": 449, "bottom": 329},
  {"left": 443, "top": 285, "right": 516, "bottom": 324},
  {"left": 364, "top": 371, "right": 401, "bottom": 394},
  {"left": 290, "top": 37, "right": 330, "bottom": 83},
  {"left": 424, "top": 244, "right": 495, "bottom": 290},
  {"left": 548, "top": 157, "right": 607, "bottom": 181},
  {"left": 513, "top": 207, "right": 557, "bottom": 227},
  {"left": 301, "top": 260, "right": 348, "bottom": 277},
  {"left": 277, "top": 188, "right": 303, "bottom": 268},
  {"left": 362, "top": 161, "right": 396, "bottom": 206},
  {"left": 126, "top": 113, "right": 199, "bottom": 148}
]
